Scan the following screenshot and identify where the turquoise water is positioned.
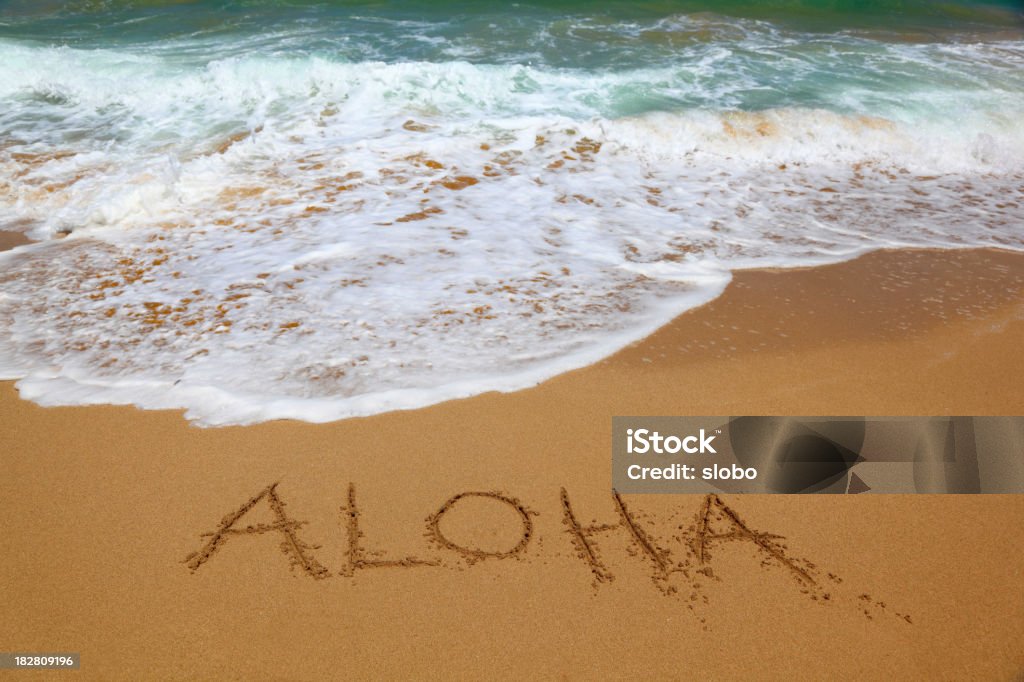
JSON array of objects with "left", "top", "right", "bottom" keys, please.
[
  {"left": 2, "top": 1, "right": 1022, "bottom": 142},
  {"left": 0, "top": 1, "right": 1022, "bottom": 424}
]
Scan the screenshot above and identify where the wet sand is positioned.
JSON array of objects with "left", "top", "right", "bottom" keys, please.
[
  {"left": 1, "top": 247, "right": 1022, "bottom": 679},
  {"left": 0, "top": 230, "right": 32, "bottom": 252}
]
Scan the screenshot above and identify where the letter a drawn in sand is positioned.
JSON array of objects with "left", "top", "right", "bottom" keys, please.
[
  {"left": 184, "top": 482, "right": 330, "bottom": 579},
  {"left": 692, "top": 494, "right": 813, "bottom": 585}
]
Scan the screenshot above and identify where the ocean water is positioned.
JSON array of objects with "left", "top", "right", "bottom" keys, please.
[{"left": 0, "top": 1, "right": 1021, "bottom": 425}]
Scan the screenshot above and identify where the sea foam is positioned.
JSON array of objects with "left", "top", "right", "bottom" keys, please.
[{"left": 0, "top": 38, "right": 1022, "bottom": 424}]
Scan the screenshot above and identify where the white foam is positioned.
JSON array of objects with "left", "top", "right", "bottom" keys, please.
[{"left": 1, "top": 41, "right": 1022, "bottom": 425}]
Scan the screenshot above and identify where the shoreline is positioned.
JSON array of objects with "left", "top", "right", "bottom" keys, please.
[
  {"left": 2, "top": 246, "right": 1023, "bottom": 679},
  {"left": 3, "top": 245, "right": 1024, "bottom": 422}
]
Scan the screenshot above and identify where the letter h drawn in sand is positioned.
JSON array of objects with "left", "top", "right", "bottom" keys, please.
[
  {"left": 183, "top": 482, "right": 330, "bottom": 579},
  {"left": 560, "top": 487, "right": 670, "bottom": 586}
]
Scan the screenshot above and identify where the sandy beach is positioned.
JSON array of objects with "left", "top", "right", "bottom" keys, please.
[{"left": 2, "top": 247, "right": 1023, "bottom": 679}]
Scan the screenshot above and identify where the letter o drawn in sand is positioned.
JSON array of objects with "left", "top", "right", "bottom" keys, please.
[{"left": 426, "top": 492, "right": 533, "bottom": 560}]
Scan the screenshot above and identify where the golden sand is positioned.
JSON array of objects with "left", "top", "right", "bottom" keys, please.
[{"left": 1, "top": 248, "right": 1022, "bottom": 679}]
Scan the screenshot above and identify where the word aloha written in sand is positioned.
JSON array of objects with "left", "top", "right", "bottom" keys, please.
[{"left": 183, "top": 484, "right": 911, "bottom": 624}]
